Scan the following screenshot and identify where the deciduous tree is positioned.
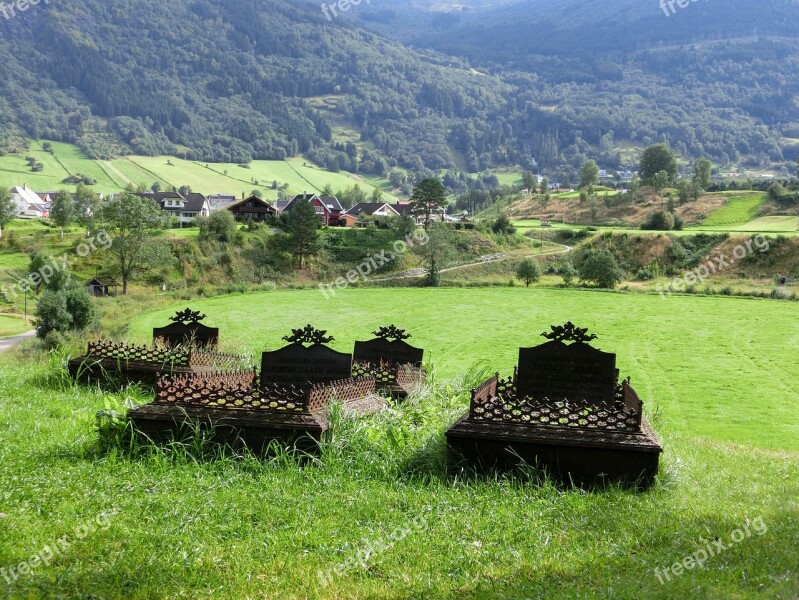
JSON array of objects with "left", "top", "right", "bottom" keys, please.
[
  {"left": 100, "top": 192, "right": 171, "bottom": 294},
  {"left": 0, "top": 186, "right": 15, "bottom": 239},
  {"left": 639, "top": 144, "right": 677, "bottom": 185},
  {"left": 516, "top": 258, "right": 541, "bottom": 287}
]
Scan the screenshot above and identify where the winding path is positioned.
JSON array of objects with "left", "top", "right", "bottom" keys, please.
[
  {"left": 372, "top": 242, "right": 573, "bottom": 282},
  {"left": 0, "top": 330, "right": 36, "bottom": 353}
]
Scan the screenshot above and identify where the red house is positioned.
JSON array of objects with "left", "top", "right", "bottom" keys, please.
[{"left": 283, "top": 193, "right": 343, "bottom": 226}]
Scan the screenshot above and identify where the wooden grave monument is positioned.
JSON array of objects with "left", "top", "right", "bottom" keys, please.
[
  {"left": 352, "top": 325, "right": 426, "bottom": 398},
  {"left": 446, "top": 322, "right": 662, "bottom": 486},
  {"left": 127, "top": 326, "right": 379, "bottom": 452}
]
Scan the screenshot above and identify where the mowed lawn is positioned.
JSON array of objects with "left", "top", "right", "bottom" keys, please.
[
  {"left": 0, "top": 288, "right": 797, "bottom": 598},
  {"left": 0, "top": 315, "right": 29, "bottom": 337},
  {"left": 127, "top": 287, "right": 799, "bottom": 451},
  {"left": 699, "top": 194, "right": 766, "bottom": 228}
]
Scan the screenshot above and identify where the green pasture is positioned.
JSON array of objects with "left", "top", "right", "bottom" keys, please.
[{"left": 0, "top": 287, "right": 797, "bottom": 598}]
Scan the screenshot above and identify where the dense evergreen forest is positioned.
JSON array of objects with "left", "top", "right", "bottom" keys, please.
[{"left": 0, "top": 0, "right": 797, "bottom": 181}]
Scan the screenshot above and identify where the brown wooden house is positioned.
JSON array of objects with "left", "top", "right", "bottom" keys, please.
[{"left": 224, "top": 195, "right": 277, "bottom": 222}]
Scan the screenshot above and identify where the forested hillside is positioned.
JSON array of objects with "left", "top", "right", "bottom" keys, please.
[{"left": 0, "top": 0, "right": 797, "bottom": 182}]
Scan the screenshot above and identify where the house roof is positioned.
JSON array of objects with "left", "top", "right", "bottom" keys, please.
[
  {"left": 87, "top": 277, "right": 120, "bottom": 287},
  {"left": 320, "top": 195, "right": 343, "bottom": 212},
  {"left": 275, "top": 201, "right": 290, "bottom": 212},
  {"left": 345, "top": 202, "right": 400, "bottom": 217},
  {"left": 392, "top": 202, "right": 416, "bottom": 216},
  {"left": 11, "top": 185, "right": 43, "bottom": 206},
  {"left": 224, "top": 195, "right": 276, "bottom": 212},
  {"left": 208, "top": 197, "right": 238, "bottom": 211},
  {"left": 284, "top": 194, "right": 343, "bottom": 214},
  {"left": 283, "top": 194, "right": 318, "bottom": 213},
  {"left": 182, "top": 193, "right": 208, "bottom": 213}
]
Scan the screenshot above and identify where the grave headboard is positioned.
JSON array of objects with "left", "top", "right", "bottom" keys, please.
[
  {"left": 353, "top": 325, "right": 424, "bottom": 367},
  {"left": 516, "top": 323, "right": 618, "bottom": 404},
  {"left": 153, "top": 308, "right": 219, "bottom": 348},
  {"left": 260, "top": 325, "right": 352, "bottom": 387}
]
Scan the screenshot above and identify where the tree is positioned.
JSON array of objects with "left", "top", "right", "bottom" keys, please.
[
  {"left": 579, "top": 160, "right": 599, "bottom": 189},
  {"left": 74, "top": 184, "right": 100, "bottom": 234},
  {"left": 0, "top": 186, "right": 15, "bottom": 239},
  {"left": 151, "top": 181, "right": 162, "bottom": 193},
  {"left": 198, "top": 210, "right": 237, "bottom": 242},
  {"left": 410, "top": 178, "right": 447, "bottom": 229},
  {"left": 34, "top": 274, "right": 95, "bottom": 339},
  {"left": 522, "top": 171, "right": 537, "bottom": 192},
  {"left": 100, "top": 192, "right": 171, "bottom": 294},
  {"left": 251, "top": 189, "right": 263, "bottom": 198},
  {"left": 540, "top": 177, "right": 549, "bottom": 194},
  {"left": 392, "top": 214, "right": 416, "bottom": 239},
  {"left": 492, "top": 213, "right": 515, "bottom": 234},
  {"left": 579, "top": 250, "right": 623, "bottom": 289},
  {"left": 29, "top": 251, "right": 71, "bottom": 292},
  {"left": 285, "top": 198, "right": 320, "bottom": 269},
  {"left": 559, "top": 262, "right": 578, "bottom": 285},
  {"left": 50, "top": 190, "right": 74, "bottom": 239},
  {"left": 654, "top": 170, "right": 670, "bottom": 194},
  {"left": 370, "top": 187, "right": 383, "bottom": 203},
  {"left": 321, "top": 183, "right": 334, "bottom": 197},
  {"left": 413, "top": 222, "right": 452, "bottom": 286},
  {"left": 516, "top": 258, "right": 541, "bottom": 287},
  {"left": 641, "top": 210, "right": 675, "bottom": 231},
  {"left": 693, "top": 158, "right": 712, "bottom": 191},
  {"left": 639, "top": 144, "right": 677, "bottom": 185}
]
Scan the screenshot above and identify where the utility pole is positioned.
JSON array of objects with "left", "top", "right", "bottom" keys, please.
[{"left": 24, "top": 289, "right": 27, "bottom": 322}]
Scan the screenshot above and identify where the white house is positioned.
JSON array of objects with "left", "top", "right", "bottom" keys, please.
[{"left": 9, "top": 184, "right": 49, "bottom": 218}]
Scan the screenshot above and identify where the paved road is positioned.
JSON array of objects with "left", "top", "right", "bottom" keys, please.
[{"left": 0, "top": 330, "right": 36, "bottom": 352}]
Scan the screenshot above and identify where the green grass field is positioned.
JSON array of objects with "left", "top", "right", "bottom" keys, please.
[
  {"left": 0, "top": 314, "right": 28, "bottom": 337},
  {"left": 126, "top": 288, "right": 799, "bottom": 449},
  {"left": 0, "top": 141, "right": 396, "bottom": 199},
  {"left": 699, "top": 194, "right": 766, "bottom": 228},
  {"left": 1, "top": 287, "right": 797, "bottom": 598}
]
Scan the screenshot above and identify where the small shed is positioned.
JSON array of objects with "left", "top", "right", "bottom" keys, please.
[{"left": 86, "top": 277, "right": 119, "bottom": 297}]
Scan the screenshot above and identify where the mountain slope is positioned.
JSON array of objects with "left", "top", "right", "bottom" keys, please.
[{"left": 0, "top": 0, "right": 797, "bottom": 181}]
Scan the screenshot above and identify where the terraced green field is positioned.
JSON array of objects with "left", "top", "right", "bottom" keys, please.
[
  {"left": 699, "top": 193, "right": 766, "bottom": 228},
  {"left": 0, "top": 141, "right": 395, "bottom": 198}
]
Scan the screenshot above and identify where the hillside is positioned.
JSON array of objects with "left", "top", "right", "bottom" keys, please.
[
  {"left": 0, "top": 140, "right": 396, "bottom": 198},
  {"left": 355, "top": 0, "right": 799, "bottom": 177},
  {"left": 0, "top": 0, "right": 797, "bottom": 181}
]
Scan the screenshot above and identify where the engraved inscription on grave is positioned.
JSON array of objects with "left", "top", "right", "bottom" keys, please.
[
  {"left": 261, "top": 345, "right": 353, "bottom": 386},
  {"left": 517, "top": 339, "right": 617, "bottom": 403}
]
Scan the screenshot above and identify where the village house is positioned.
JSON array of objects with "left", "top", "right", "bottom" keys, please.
[
  {"left": 9, "top": 184, "right": 50, "bottom": 219},
  {"left": 224, "top": 195, "right": 277, "bottom": 222},
  {"left": 283, "top": 193, "right": 343, "bottom": 226},
  {"left": 137, "top": 191, "right": 211, "bottom": 227},
  {"left": 343, "top": 202, "right": 400, "bottom": 227}
]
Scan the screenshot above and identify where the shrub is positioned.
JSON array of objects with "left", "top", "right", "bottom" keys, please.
[
  {"left": 516, "top": 259, "right": 541, "bottom": 287},
  {"left": 579, "top": 250, "right": 623, "bottom": 289},
  {"left": 42, "top": 330, "right": 67, "bottom": 351}
]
